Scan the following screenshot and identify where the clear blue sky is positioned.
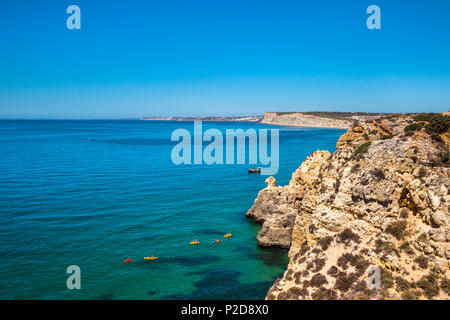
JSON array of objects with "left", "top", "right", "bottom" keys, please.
[{"left": 0, "top": 0, "right": 449, "bottom": 118}]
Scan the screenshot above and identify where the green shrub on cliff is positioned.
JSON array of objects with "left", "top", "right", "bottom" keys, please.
[
  {"left": 414, "top": 113, "right": 435, "bottom": 122},
  {"left": 410, "top": 113, "right": 450, "bottom": 138},
  {"left": 416, "top": 273, "right": 440, "bottom": 298},
  {"left": 370, "top": 168, "right": 385, "bottom": 180},
  {"left": 310, "top": 273, "right": 328, "bottom": 287},
  {"left": 354, "top": 141, "right": 371, "bottom": 157},
  {"left": 401, "top": 290, "right": 421, "bottom": 300},
  {"left": 399, "top": 241, "right": 414, "bottom": 255},
  {"left": 375, "top": 239, "right": 399, "bottom": 255},
  {"left": 414, "top": 113, "right": 447, "bottom": 124},
  {"left": 429, "top": 133, "right": 443, "bottom": 143},
  {"left": 338, "top": 228, "right": 360, "bottom": 243},
  {"left": 429, "top": 152, "right": 450, "bottom": 168},
  {"left": 380, "top": 267, "right": 395, "bottom": 289},
  {"left": 424, "top": 114, "right": 450, "bottom": 135},
  {"left": 385, "top": 220, "right": 408, "bottom": 239},
  {"left": 318, "top": 236, "right": 333, "bottom": 250},
  {"left": 395, "top": 276, "right": 415, "bottom": 292},
  {"left": 441, "top": 152, "right": 450, "bottom": 167},
  {"left": 334, "top": 271, "right": 357, "bottom": 292},
  {"left": 441, "top": 278, "right": 450, "bottom": 295},
  {"left": 404, "top": 122, "right": 424, "bottom": 132},
  {"left": 311, "top": 287, "right": 338, "bottom": 300},
  {"left": 414, "top": 255, "right": 428, "bottom": 269}
]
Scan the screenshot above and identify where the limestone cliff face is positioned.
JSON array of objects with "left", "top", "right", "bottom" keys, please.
[
  {"left": 246, "top": 151, "right": 331, "bottom": 248},
  {"left": 262, "top": 112, "right": 353, "bottom": 129},
  {"left": 247, "top": 114, "right": 450, "bottom": 300}
]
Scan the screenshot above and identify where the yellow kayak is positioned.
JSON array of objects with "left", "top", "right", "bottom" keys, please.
[
  {"left": 144, "top": 256, "right": 158, "bottom": 260},
  {"left": 190, "top": 240, "right": 200, "bottom": 245},
  {"left": 224, "top": 233, "right": 232, "bottom": 238}
]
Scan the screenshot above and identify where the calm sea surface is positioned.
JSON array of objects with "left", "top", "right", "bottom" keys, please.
[{"left": 0, "top": 120, "right": 345, "bottom": 299}]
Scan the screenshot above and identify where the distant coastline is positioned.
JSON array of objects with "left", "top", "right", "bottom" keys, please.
[
  {"left": 141, "top": 116, "right": 263, "bottom": 122},
  {"left": 141, "top": 112, "right": 391, "bottom": 129}
]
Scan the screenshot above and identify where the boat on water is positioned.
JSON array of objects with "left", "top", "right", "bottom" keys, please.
[
  {"left": 190, "top": 239, "right": 200, "bottom": 245},
  {"left": 123, "top": 258, "right": 133, "bottom": 263},
  {"left": 248, "top": 167, "right": 261, "bottom": 173},
  {"left": 144, "top": 256, "right": 158, "bottom": 260},
  {"left": 224, "top": 233, "right": 232, "bottom": 238}
]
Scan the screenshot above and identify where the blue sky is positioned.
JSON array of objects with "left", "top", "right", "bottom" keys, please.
[{"left": 0, "top": 0, "right": 449, "bottom": 118}]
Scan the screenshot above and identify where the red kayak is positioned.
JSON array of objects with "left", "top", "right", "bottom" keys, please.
[
  {"left": 123, "top": 258, "right": 133, "bottom": 263},
  {"left": 214, "top": 239, "right": 221, "bottom": 243}
]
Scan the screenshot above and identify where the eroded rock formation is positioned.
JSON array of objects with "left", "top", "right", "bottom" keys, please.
[
  {"left": 246, "top": 151, "right": 331, "bottom": 248},
  {"left": 247, "top": 114, "right": 450, "bottom": 299}
]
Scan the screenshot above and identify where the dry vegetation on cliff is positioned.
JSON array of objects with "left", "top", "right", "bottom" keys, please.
[{"left": 247, "top": 113, "right": 450, "bottom": 300}]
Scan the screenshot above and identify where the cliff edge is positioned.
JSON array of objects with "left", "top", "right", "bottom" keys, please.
[
  {"left": 247, "top": 113, "right": 450, "bottom": 299},
  {"left": 261, "top": 112, "right": 354, "bottom": 129}
]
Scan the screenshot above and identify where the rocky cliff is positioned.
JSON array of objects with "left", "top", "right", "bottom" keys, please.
[
  {"left": 262, "top": 112, "right": 353, "bottom": 129},
  {"left": 247, "top": 113, "right": 450, "bottom": 300}
]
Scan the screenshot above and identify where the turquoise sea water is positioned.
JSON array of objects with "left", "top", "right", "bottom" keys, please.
[{"left": 0, "top": 120, "right": 345, "bottom": 300}]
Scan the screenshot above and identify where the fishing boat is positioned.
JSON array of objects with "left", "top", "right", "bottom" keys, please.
[{"left": 248, "top": 167, "right": 261, "bottom": 173}]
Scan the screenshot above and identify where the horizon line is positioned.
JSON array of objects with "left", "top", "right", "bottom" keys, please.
[{"left": 1, "top": 110, "right": 448, "bottom": 121}]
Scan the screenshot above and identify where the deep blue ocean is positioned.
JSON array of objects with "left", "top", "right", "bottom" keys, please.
[{"left": 0, "top": 120, "right": 345, "bottom": 299}]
